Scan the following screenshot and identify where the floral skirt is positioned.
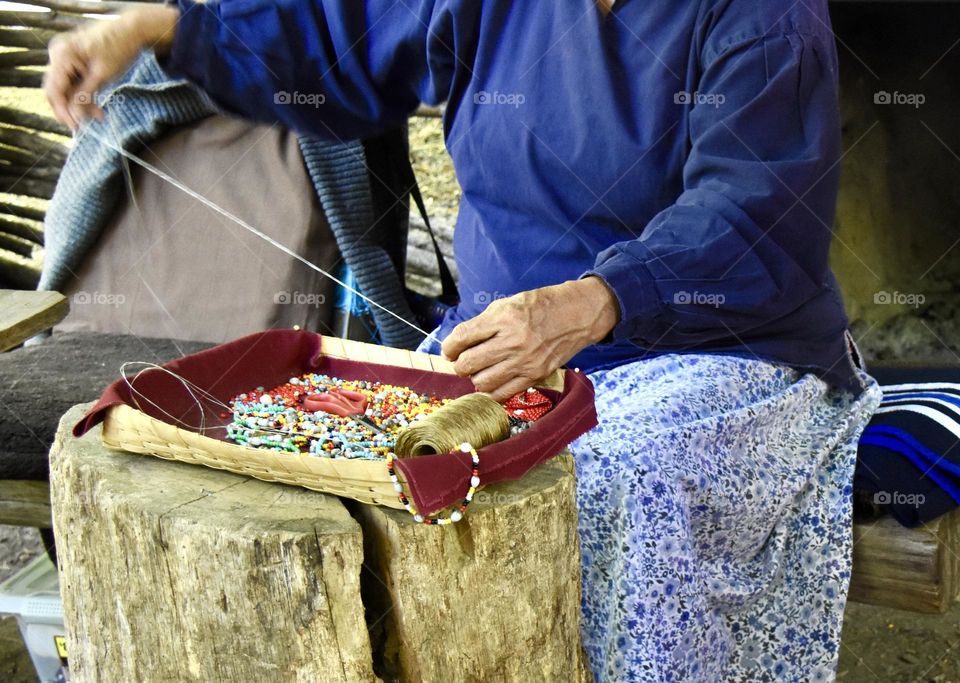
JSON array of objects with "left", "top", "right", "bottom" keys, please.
[
  {"left": 416, "top": 335, "right": 880, "bottom": 682},
  {"left": 570, "top": 354, "right": 880, "bottom": 682}
]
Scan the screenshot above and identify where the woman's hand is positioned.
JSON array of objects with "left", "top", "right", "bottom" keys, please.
[
  {"left": 44, "top": 5, "right": 180, "bottom": 130},
  {"left": 441, "top": 277, "right": 620, "bottom": 401}
]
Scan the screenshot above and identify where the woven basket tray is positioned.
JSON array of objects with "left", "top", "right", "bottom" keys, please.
[{"left": 100, "top": 335, "right": 564, "bottom": 510}]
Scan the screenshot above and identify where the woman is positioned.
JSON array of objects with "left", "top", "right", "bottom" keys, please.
[{"left": 46, "top": 1, "right": 881, "bottom": 679}]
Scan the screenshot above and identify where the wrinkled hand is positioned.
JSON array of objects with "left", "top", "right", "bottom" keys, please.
[
  {"left": 44, "top": 6, "right": 180, "bottom": 130},
  {"left": 441, "top": 277, "right": 619, "bottom": 401}
]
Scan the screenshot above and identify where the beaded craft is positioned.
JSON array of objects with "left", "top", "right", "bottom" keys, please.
[
  {"left": 226, "top": 375, "right": 554, "bottom": 524},
  {"left": 226, "top": 373, "right": 449, "bottom": 459}
]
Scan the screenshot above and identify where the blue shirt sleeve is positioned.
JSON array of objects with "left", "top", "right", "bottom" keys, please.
[
  {"left": 584, "top": 24, "right": 842, "bottom": 349},
  {"left": 161, "top": 0, "right": 455, "bottom": 140}
]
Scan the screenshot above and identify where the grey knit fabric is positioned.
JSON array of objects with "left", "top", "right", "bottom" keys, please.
[
  {"left": 41, "top": 52, "right": 423, "bottom": 349},
  {"left": 40, "top": 53, "right": 217, "bottom": 293}
]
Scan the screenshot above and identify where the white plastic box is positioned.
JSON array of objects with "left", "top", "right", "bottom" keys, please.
[{"left": 0, "top": 553, "right": 69, "bottom": 682}]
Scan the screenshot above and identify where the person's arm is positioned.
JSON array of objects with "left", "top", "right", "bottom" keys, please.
[
  {"left": 45, "top": 5, "right": 180, "bottom": 128},
  {"left": 159, "top": 0, "right": 453, "bottom": 139},
  {"left": 443, "top": 23, "right": 843, "bottom": 399},
  {"left": 585, "top": 27, "right": 842, "bottom": 349},
  {"left": 45, "top": 0, "right": 454, "bottom": 139}
]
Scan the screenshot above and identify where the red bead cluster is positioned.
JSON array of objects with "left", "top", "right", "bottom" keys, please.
[{"left": 503, "top": 388, "right": 553, "bottom": 422}]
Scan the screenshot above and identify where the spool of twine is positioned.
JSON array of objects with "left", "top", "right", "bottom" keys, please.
[{"left": 394, "top": 393, "right": 510, "bottom": 458}]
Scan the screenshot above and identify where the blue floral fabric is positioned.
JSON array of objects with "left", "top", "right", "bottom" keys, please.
[
  {"left": 570, "top": 354, "right": 879, "bottom": 682},
  {"left": 417, "top": 336, "right": 879, "bottom": 681}
]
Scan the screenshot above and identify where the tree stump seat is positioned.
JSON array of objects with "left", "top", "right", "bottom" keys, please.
[{"left": 50, "top": 403, "right": 590, "bottom": 682}]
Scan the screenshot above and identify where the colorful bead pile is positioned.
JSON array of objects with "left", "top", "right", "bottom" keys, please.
[{"left": 226, "top": 373, "right": 449, "bottom": 459}]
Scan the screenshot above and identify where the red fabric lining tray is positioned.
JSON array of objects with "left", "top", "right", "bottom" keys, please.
[{"left": 74, "top": 329, "right": 598, "bottom": 514}]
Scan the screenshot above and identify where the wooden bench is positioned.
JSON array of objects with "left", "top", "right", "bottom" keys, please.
[{"left": 0, "top": 289, "right": 67, "bottom": 529}]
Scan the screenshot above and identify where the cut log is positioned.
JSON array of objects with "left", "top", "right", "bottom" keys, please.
[
  {"left": 848, "top": 509, "right": 960, "bottom": 613},
  {"left": 0, "top": 11, "right": 83, "bottom": 32},
  {"left": 351, "top": 451, "right": 590, "bottom": 682},
  {"left": 51, "top": 402, "right": 590, "bottom": 682},
  {"left": 0, "top": 126, "right": 68, "bottom": 160},
  {"left": 0, "top": 68, "right": 44, "bottom": 89},
  {"left": 0, "top": 28, "right": 56, "bottom": 50},
  {"left": 0, "top": 106, "right": 71, "bottom": 137},
  {"left": 0, "top": 175, "right": 55, "bottom": 199},
  {"left": 0, "top": 289, "right": 67, "bottom": 352},
  {"left": 0, "top": 201, "right": 46, "bottom": 223},
  {"left": 0, "top": 230, "right": 38, "bottom": 257},
  {"left": 50, "top": 404, "right": 380, "bottom": 682},
  {"left": 15, "top": 0, "right": 129, "bottom": 14},
  {"left": 0, "top": 480, "right": 51, "bottom": 528},
  {"left": 0, "top": 248, "right": 41, "bottom": 289},
  {"left": 0, "top": 49, "right": 48, "bottom": 68},
  {"left": 0, "top": 216, "right": 43, "bottom": 244}
]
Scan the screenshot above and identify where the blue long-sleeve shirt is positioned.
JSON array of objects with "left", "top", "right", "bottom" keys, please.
[{"left": 162, "top": 0, "right": 862, "bottom": 392}]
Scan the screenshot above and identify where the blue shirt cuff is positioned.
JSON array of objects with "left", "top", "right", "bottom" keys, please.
[{"left": 581, "top": 248, "right": 661, "bottom": 344}]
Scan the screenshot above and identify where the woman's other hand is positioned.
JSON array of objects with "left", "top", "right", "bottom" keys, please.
[
  {"left": 441, "top": 277, "right": 620, "bottom": 401},
  {"left": 44, "top": 5, "right": 180, "bottom": 130}
]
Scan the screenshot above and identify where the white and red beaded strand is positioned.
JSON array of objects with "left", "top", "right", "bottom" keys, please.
[{"left": 385, "top": 442, "right": 480, "bottom": 525}]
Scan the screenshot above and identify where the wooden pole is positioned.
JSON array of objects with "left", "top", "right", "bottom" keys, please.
[
  {"left": 0, "top": 201, "right": 46, "bottom": 223},
  {"left": 0, "top": 216, "right": 43, "bottom": 244},
  {"left": 0, "top": 106, "right": 71, "bottom": 136},
  {"left": 0, "top": 68, "right": 44, "bottom": 89},
  {"left": 0, "top": 28, "right": 57, "bottom": 49}
]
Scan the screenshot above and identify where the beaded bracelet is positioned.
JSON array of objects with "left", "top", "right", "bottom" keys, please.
[{"left": 385, "top": 442, "right": 480, "bottom": 526}]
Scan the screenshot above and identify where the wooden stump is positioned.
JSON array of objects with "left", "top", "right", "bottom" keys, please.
[
  {"left": 352, "top": 453, "right": 588, "bottom": 682},
  {"left": 848, "top": 509, "right": 960, "bottom": 613},
  {"left": 51, "top": 404, "right": 377, "bottom": 682},
  {"left": 51, "top": 404, "right": 588, "bottom": 682}
]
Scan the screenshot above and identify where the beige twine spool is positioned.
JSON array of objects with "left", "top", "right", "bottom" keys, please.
[{"left": 394, "top": 393, "right": 510, "bottom": 458}]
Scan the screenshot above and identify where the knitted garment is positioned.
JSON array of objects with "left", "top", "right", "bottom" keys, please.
[{"left": 40, "top": 51, "right": 422, "bottom": 349}]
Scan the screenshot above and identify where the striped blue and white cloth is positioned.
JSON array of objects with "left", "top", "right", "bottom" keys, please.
[{"left": 855, "top": 367, "right": 960, "bottom": 527}]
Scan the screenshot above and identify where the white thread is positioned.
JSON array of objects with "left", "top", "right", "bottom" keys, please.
[
  {"left": 120, "top": 362, "right": 363, "bottom": 444},
  {"left": 120, "top": 361, "right": 230, "bottom": 433},
  {"left": 77, "top": 122, "right": 441, "bottom": 345}
]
